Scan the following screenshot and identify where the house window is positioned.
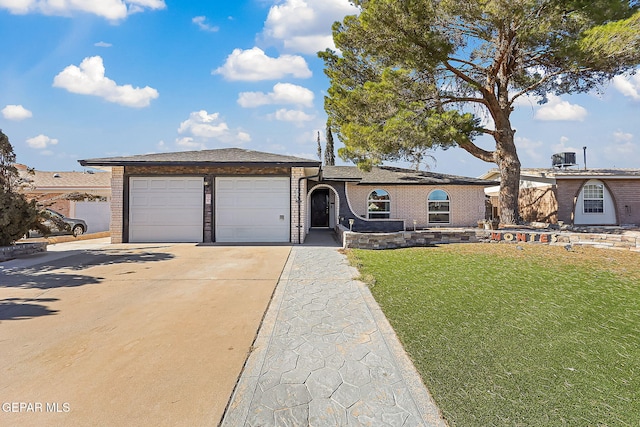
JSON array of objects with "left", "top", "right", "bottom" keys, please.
[
  {"left": 583, "top": 183, "right": 604, "bottom": 213},
  {"left": 428, "top": 190, "right": 450, "bottom": 224},
  {"left": 367, "top": 189, "right": 390, "bottom": 219}
]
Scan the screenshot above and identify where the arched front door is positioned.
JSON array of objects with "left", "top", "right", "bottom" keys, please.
[{"left": 311, "top": 188, "right": 330, "bottom": 227}]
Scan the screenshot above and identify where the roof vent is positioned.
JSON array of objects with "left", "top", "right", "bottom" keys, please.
[
  {"left": 551, "top": 152, "right": 577, "bottom": 169},
  {"left": 53, "top": 173, "right": 61, "bottom": 178}
]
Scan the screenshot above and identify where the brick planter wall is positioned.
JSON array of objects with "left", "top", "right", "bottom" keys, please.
[{"left": 0, "top": 242, "right": 48, "bottom": 261}]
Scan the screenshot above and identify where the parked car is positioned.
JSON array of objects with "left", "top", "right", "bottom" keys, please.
[{"left": 27, "top": 209, "right": 88, "bottom": 237}]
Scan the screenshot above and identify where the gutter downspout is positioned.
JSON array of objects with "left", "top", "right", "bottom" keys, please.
[{"left": 297, "top": 168, "right": 322, "bottom": 244}]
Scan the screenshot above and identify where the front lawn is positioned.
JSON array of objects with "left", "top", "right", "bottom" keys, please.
[{"left": 350, "top": 244, "right": 640, "bottom": 426}]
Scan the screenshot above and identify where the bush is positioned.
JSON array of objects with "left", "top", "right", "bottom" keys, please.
[
  {"left": 0, "top": 129, "right": 52, "bottom": 246},
  {"left": 0, "top": 189, "right": 45, "bottom": 246}
]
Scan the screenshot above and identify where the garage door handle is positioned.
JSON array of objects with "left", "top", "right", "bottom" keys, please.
[{"left": 279, "top": 215, "right": 285, "bottom": 220}]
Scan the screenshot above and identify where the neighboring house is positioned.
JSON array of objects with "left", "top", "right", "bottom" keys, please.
[
  {"left": 481, "top": 168, "right": 640, "bottom": 226},
  {"left": 16, "top": 164, "right": 112, "bottom": 232},
  {"left": 79, "top": 148, "right": 496, "bottom": 244}
]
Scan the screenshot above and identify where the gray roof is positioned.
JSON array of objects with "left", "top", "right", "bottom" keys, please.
[
  {"left": 79, "top": 148, "right": 320, "bottom": 167},
  {"left": 322, "top": 165, "right": 497, "bottom": 186},
  {"left": 482, "top": 167, "right": 640, "bottom": 180}
]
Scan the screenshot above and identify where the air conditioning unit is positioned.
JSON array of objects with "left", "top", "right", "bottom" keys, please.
[{"left": 552, "top": 152, "right": 577, "bottom": 168}]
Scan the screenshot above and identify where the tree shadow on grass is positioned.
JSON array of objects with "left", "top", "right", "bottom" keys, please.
[{"left": 0, "top": 298, "right": 59, "bottom": 321}]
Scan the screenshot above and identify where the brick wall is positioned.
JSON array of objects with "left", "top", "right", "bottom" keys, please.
[
  {"left": 556, "top": 179, "right": 640, "bottom": 225},
  {"left": 110, "top": 167, "right": 124, "bottom": 243},
  {"left": 23, "top": 192, "right": 71, "bottom": 216},
  {"left": 345, "top": 183, "right": 487, "bottom": 227},
  {"left": 291, "top": 167, "right": 306, "bottom": 243},
  {"left": 607, "top": 180, "right": 640, "bottom": 225}
]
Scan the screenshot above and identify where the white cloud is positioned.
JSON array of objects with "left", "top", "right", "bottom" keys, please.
[
  {"left": 2, "top": 104, "right": 32, "bottom": 120},
  {"left": 613, "top": 131, "right": 633, "bottom": 143},
  {"left": 53, "top": 56, "right": 159, "bottom": 108},
  {"left": 178, "top": 110, "right": 229, "bottom": 138},
  {"left": 605, "top": 131, "right": 637, "bottom": 160},
  {"left": 535, "top": 95, "right": 587, "bottom": 121},
  {"left": 236, "top": 131, "right": 251, "bottom": 143},
  {"left": 94, "top": 41, "right": 112, "bottom": 47},
  {"left": 612, "top": 73, "right": 640, "bottom": 100},
  {"left": 192, "top": 15, "right": 218, "bottom": 32},
  {"left": 551, "top": 136, "right": 582, "bottom": 156},
  {"left": 26, "top": 134, "right": 58, "bottom": 149},
  {"left": 156, "top": 140, "right": 169, "bottom": 151},
  {"left": 261, "top": 0, "right": 359, "bottom": 54},
  {"left": 176, "top": 137, "right": 207, "bottom": 150},
  {"left": 0, "top": 0, "right": 165, "bottom": 20},
  {"left": 271, "top": 108, "right": 314, "bottom": 123},
  {"left": 512, "top": 93, "right": 541, "bottom": 108},
  {"left": 176, "top": 110, "right": 251, "bottom": 146},
  {"left": 238, "top": 83, "right": 314, "bottom": 108},
  {"left": 213, "top": 47, "right": 311, "bottom": 81},
  {"left": 515, "top": 136, "right": 545, "bottom": 163}
]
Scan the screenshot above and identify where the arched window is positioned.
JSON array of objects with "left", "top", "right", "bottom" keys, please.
[
  {"left": 428, "top": 190, "right": 450, "bottom": 224},
  {"left": 367, "top": 189, "right": 390, "bottom": 219}
]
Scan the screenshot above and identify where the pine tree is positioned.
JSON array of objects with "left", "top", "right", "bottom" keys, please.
[
  {"left": 321, "top": 0, "right": 640, "bottom": 225},
  {"left": 324, "top": 124, "right": 335, "bottom": 166},
  {"left": 0, "top": 130, "right": 47, "bottom": 245},
  {"left": 316, "top": 131, "right": 322, "bottom": 160}
]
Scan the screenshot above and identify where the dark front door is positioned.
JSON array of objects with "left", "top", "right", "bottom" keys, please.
[{"left": 311, "top": 189, "right": 330, "bottom": 227}]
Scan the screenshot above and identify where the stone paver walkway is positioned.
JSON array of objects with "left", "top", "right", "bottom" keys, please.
[{"left": 221, "top": 232, "right": 447, "bottom": 426}]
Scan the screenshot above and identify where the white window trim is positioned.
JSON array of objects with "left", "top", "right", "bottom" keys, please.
[
  {"left": 367, "top": 189, "right": 391, "bottom": 219},
  {"left": 582, "top": 183, "right": 605, "bottom": 214},
  {"left": 427, "top": 189, "right": 451, "bottom": 224}
]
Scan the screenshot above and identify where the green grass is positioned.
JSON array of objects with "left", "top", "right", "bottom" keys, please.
[{"left": 349, "top": 244, "right": 640, "bottom": 426}]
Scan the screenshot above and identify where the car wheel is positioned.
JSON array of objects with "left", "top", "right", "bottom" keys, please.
[{"left": 72, "top": 225, "right": 85, "bottom": 237}]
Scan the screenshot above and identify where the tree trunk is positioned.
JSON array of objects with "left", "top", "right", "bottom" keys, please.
[{"left": 494, "top": 129, "right": 521, "bottom": 226}]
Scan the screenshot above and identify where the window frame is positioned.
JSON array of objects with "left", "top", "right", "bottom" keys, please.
[
  {"left": 582, "top": 183, "right": 604, "bottom": 214},
  {"left": 427, "top": 189, "right": 451, "bottom": 224},
  {"left": 367, "top": 189, "right": 391, "bottom": 219}
]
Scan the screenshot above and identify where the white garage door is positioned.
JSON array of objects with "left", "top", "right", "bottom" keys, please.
[
  {"left": 216, "top": 177, "right": 290, "bottom": 243},
  {"left": 129, "top": 177, "right": 203, "bottom": 243}
]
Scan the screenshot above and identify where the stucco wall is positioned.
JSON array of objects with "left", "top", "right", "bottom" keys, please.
[
  {"left": 345, "top": 183, "right": 487, "bottom": 228},
  {"left": 556, "top": 178, "right": 640, "bottom": 226}
]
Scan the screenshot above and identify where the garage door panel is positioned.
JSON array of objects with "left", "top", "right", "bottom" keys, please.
[
  {"left": 129, "top": 177, "right": 203, "bottom": 243},
  {"left": 215, "top": 177, "right": 290, "bottom": 243}
]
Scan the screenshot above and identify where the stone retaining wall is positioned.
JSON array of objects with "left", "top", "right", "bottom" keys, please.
[
  {"left": 0, "top": 242, "right": 48, "bottom": 262},
  {"left": 340, "top": 226, "right": 640, "bottom": 252},
  {"left": 340, "top": 226, "right": 479, "bottom": 250}
]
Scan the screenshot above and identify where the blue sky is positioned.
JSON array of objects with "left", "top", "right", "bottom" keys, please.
[{"left": 1, "top": 0, "right": 639, "bottom": 178}]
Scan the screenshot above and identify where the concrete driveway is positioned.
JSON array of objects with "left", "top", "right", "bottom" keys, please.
[{"left": 0, "top": 239, "right": 291, "bottom": 426}]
